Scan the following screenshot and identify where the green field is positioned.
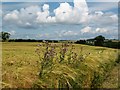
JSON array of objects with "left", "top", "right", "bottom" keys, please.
[{"left": 2, "top": 42, "right": 119, "bottom": 88}]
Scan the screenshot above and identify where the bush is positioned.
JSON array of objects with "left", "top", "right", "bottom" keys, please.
[{"left": 75, "top": 40, "right": 86, "bottom": 44}]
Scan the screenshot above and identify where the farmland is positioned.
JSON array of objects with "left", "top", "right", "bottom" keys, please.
[{"left": 2, "top": 42, "right": 119, "bottom": 88}]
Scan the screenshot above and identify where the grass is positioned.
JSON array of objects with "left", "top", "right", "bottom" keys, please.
[
  {"left": 101, "top": 64, "right": 119, "bottom": 88},
  {"left": 2, "top": 42, "right": 119, "bottom": 88}
]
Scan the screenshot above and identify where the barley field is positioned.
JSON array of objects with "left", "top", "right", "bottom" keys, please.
[{"left": 2, "top": 42, "right": 119, "bottom": 88}]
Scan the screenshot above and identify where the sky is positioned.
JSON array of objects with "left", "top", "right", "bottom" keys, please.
[{"left": 1, "top": 0, "right": 119, "bottom": 40}]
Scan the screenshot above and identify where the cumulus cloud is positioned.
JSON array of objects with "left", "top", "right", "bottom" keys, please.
[
  {"left": 2, "top": 0, "right": 118, "bottom": 39},
  {"left": 53, "top": 2, "right": 73, "bottom": 23},
  {"left": 3, "top": 0, "right": 118, "bottom": 28},
  {"left": 25, "top": 22, "right": 31, "bottom": 26},
  {"left": 43, "top": 4, "right": 49, "bottom": 11},
  {"left": 4, "top": 10, "right": 19, "bottom": 21},
  {"left": 53, "top": 0, "right": 88, "bottom": 23},
  {"left": 61, "top": 30, "right": 78, "bottom": 36},
  {"left": 3, "top": 0, "right": 118, "bottom": 27},
  {"left": 35, "top": 4, "right": 57, "bottom": 23},
  {"left": 3, "top": 0, "right": 89, "bottom": 25},
  {"left": 81, "top": 26, "right": 92, "bottom": 34},
  {"left": 4, "top": 5, "right": 41, "bottom": 22},
  {"left": 56, "top": 27, "right": 113, "bottom": 39},
  {"left": 35, "top": 0, "right": 89, "bottom": 24},
  {"left": 81, "top": 26, "right": 109, "bottom": 34},
  {"left": 36, "top": 10, "right": 49, "bottom": 23},
  {"left": 95, "top": 28, "right": 108, "bottom": 33},
  {"left": 3, "top": 5, "right": 41, "bottom": 28},
  {"left": 94, "top": 11, "right": 104, "bottom": 16}
]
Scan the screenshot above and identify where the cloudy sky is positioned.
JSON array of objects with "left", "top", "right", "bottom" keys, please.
[{"left": 1, "top": 0, "right": 119, "bottom": 40}]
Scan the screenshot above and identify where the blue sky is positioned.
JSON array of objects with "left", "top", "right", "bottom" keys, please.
[{"left": 1, "top": 0, "right": 119, "bottom": 40}]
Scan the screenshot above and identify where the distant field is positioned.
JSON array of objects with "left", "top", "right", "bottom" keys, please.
[{"left": 2, "top": 42, "right": 119, "bottom": 88}]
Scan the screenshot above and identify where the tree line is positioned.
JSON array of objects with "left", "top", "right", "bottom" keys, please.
[
  {"left": 0, "top": 31, "right": 119, "bottom": 49},
  {"left": 75, "top": 35, "right": 120, "bottom": 49}
]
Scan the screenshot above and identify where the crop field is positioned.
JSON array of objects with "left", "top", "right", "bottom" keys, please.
[{"left": 2, "top": 42, "right": 119, "bottom": 88}]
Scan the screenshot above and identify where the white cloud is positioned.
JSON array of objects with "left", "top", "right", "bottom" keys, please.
[
  {"left": 21, "top": 5, "right": 40, "bottom": 14},
  {"left": 43, "top": 4, "right": 49, "bottom": 11},
  {"left": 53, "top": 0, "right": 89, "bottom": 23},
  {"left": 74, "top": 0, "right": 88, "bottom": 15},
  {"left": 94, "top": 11, "right": 104, "bottom": 16},
  {"left": 4, "top": 5, "right": 41, "bottom": 23},
  {"left": 47, "top": 16, "right": 56, "bottom": 23},
  {"left": 3, "top": 5, "right": 41, "bottom": 28},
  {"left": 36, "top": 10, "right": 49, "bottom": 23},
  {"left": 81, "top": 26, "right": 92, "bottom": 34},
  {"left": 95, "top": 28, "right": 108, "bottom": 33},
  {"left": 63, "top": 30, "right": 78, "bottom": 36},
  {"left": 80, "top": 26, "right": 110, "bottom": 34},
  {"left": 3, "top": 0, "right": 117, "bottom": 28},
  {"left": 53, "top": 2, "right": 73, "bottom": 23},
  {"left": 35, "top": 4, "right": 57, "bottom": 23},
  {"left": 3, "top": 0, "right": 118, "bottom": 40},
  {"left": 25, "top": 22, "right": 31, "bottom": 26},
  {"left": 35, "top": 25, "right": 117, "bottom": 40},
  {"left": 54, "top": 30, "right": 79, "bottom": 39},
  {"left": 4, "top": 10, "right": 19, "bottom": 21},
  {"left": 3, "top": 0, "right": 89, "bottom": 25}
]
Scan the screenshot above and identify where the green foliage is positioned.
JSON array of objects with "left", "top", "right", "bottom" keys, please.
[
  {"left": 0, "top": 31, "right": 11, "bottom": 41},
  {"left": 104, "top": 41, "right": 120, "bottom": 49},
  {"left": 115, "top": 54, "right": 120, "bottom": 63},
  {"left": 94, "top": 35, "right": 105, "bottom": 46},
  {"left": 90, "top": 71, "right": 104, "bottom": 88}
]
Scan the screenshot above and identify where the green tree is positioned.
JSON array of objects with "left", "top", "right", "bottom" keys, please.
[
  {"left": 94, "top": 35, "right": 105, "bottom": 46},
  {"left": 0, "top": 31, "right": 11, "bottom": 41}
]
